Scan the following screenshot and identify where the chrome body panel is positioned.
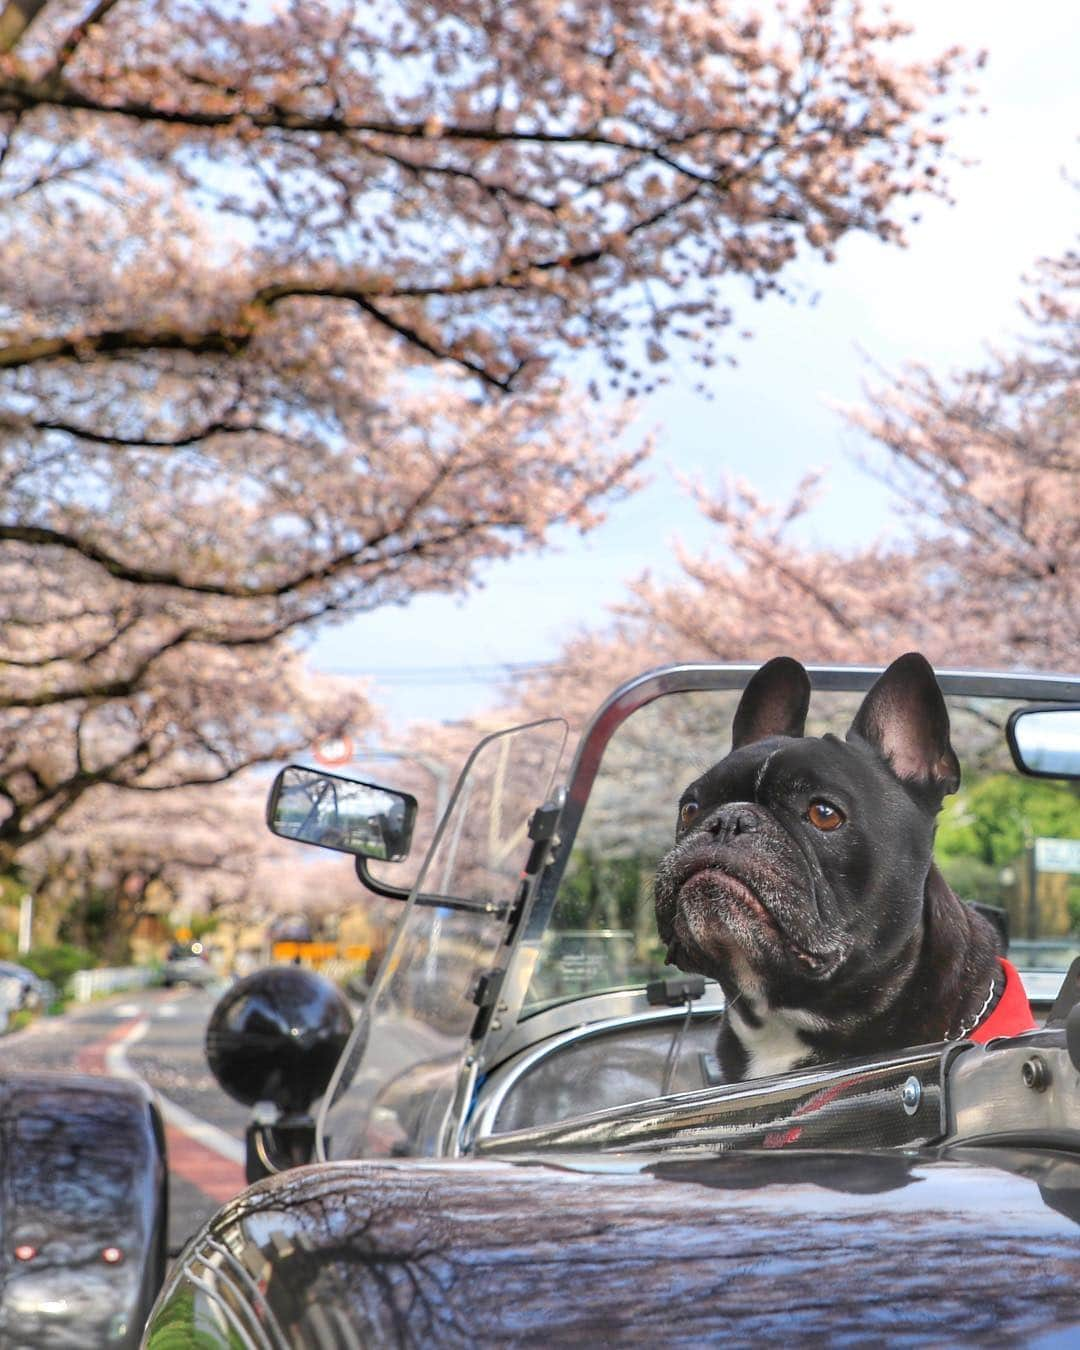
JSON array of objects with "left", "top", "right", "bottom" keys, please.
[
  {"left": 477, "top": 1043, "right": 948, "bottom": 1156},
  {"left": 469, "top": 1003, "right": 724, "bottom": 1142},
  {"left": 484, "top": 973, "right": 1061, "bottom": 1080},
  {"left": 948, "top": 1031, "right": 1080, "bottom": 1143},
  {"left": 488, "top": 982, "right": 726, "bottom": 1069},
  {"left": 474, "top": 1026, "right": 1080, "bottom": 1164}
]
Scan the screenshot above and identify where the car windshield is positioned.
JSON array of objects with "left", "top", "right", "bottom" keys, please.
[
  {"left": 524, "top": 684, "right": 1080, "bottom": 1015},
  {"left": 317, "top": 717, "right": 567, "bottom": 1160}
]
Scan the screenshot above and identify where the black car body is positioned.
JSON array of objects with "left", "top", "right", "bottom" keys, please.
[
  {"left": 1, "top": 1073, "right": 167, "bottom": 1348},
  {"left": 145, "top": 664, "right": 1080, "bottom": 1345}
]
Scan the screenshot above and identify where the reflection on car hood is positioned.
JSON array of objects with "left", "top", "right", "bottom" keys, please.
[{"left": 153, "top": 1149, "right": 1080, "bottom": 1347}]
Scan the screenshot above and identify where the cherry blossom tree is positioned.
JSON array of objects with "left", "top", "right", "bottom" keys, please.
[
  {"left": 0, "top": 356, "right": 642, "bottom": 866},
  {"left": 16, "top": 771, "right": 367, "bottom": 961},
  {"left": 1, "top": 0, "right": 968, "bottom": 393},
  {"left": 844, "top": 243, "right": 1079, "bottom": 667},
  {"left": 0, "top": 0, "right": 972, "bottom": 872},
  {"left": 19, "top": 783, "right": 257, "bottom": 962},
  {"left": 501, "top": 232, "right": 1079, "bottom": 728}
]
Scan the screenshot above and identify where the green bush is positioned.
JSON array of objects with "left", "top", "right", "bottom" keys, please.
[{"left": 22, "top": 944, "right": 96, "bottom": 990}]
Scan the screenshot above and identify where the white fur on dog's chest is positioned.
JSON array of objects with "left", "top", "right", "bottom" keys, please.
[{"left": 729, "top": 1002, "right": 824, "bottom": 1078}]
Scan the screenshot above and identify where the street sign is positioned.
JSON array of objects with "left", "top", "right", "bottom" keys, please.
[{"left": 1034, "top": 837, "right": 1080, "bottom": 875}]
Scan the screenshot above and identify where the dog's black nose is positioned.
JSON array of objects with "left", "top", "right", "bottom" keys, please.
[{"left": 703, "top": 803, "right": 760, "bottom": 842}]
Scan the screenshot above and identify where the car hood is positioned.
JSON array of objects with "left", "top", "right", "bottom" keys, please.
[{"left": 149, "top": 1147, "right": 1080, "bottom": 1347}]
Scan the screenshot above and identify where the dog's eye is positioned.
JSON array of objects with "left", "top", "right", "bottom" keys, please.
[
  {"left": 807, "top": 800, "right": 845, "bottom": 832},
  {"left": 679, "top": 800, "right": 700, "bottom": 830}
]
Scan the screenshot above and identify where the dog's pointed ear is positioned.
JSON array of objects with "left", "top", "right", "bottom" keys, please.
[
  {"left": 732, "top": 656, "right": 811, "bottom": 750},
  {"left": 848, "top": 652, "right": 960, "bottom": 802}
]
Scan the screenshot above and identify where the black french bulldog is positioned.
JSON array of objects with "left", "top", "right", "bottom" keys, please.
[{"left": 654, "top": 653, "right": 1006, "bottom": 1082}]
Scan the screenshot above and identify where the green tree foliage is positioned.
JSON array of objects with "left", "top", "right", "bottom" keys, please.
[
  {"left": 556, "top": 850, "right": 645, "bottom": 932},
  {"left": 22, "top": 943, "right": 95, "bottom": 992},
  {"left": 937, "top": 774, "right": 1080, "bottom": 933},
  {"left": 937, "top": 775, "right": 1080, "bottom": 869}
]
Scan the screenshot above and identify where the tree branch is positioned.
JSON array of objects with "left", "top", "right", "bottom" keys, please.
[
  {"left": 0, "top": 607, "right": 143, "bottom": 667},
  {"left": 0, "top": 327, "right": 245, "bottom": 370},
  {"left": 44, "top": 0, "right": 125, "bottom": 78},
  {"left": 0, "top": 735, "right": 154, "bottom": 851},
  {"left": 0, "top": 73, "right": 747, "bottom": 152},
  {"left": 0, "top": 496, "right": 536, "bottom": 601},
  {"left": 28, "top": 415, "right": 263, "bottom": 450},
  {"left": 0, "top": 0, "right": 47, "bottom": 54}
]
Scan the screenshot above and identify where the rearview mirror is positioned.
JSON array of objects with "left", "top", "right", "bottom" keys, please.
[
  {"left": 266, "top": 766, "right": 417, "bottom": 861},
  {"left": 1007, "top": 706, "right": 1080, "bottom": 780}
]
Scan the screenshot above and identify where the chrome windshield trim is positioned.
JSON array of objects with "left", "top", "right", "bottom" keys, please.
[
  {"left": 470, "top": 999, "right": 725, "bottom": 1145},
  {"left": 481, "top": 663, "right": 1080, "bottom": 1068},
  {"left": 485, "top": 984, "right": 726, "bottom": 1068}
]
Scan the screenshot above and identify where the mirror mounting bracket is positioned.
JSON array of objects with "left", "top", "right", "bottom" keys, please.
[
  {"left": 504, "top": 793, "right": 565, "bottom": 935},
  {"left": 354, "top": 855, "right": 411, "bottom": 902}
]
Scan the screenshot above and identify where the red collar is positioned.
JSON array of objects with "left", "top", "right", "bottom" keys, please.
[{"left": 968, "top": 957, "right": 1037, "bottom": 1043}]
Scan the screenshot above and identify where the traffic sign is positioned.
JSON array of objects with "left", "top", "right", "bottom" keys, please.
[{"left": 1034, "top": 837, "right": 1080, "bottom": 875}]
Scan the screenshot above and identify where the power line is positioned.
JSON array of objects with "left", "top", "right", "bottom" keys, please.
[{"left": 316, "top": 660, "right": 566, "bottom": 687}]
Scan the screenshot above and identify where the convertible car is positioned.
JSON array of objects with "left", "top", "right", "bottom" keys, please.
[{"left": 145, "top": 663, "right": 1080, "bottom": 1346}]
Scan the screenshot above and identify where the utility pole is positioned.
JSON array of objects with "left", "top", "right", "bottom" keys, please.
[
  {"left": 17, "top": 893, "right": 32, "bottom": 954},
  {"left": 1026, "top": 841, "right": 1039, "bottom": 941}
]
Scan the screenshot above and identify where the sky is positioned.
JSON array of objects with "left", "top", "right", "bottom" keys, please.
[{"left": 307, "top": 0, "right": 1079, "bottom": 736}]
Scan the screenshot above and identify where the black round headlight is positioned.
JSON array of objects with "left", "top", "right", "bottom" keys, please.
[{"left": 205, "top": 967, "right": 353, "bottom": 1114}]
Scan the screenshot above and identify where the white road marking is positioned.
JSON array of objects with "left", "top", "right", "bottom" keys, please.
[
  {"left": 155, "top": 1004, "right": 179, "bottom": 1019},
  {"left": 113, "top": 1002, "right": 142, "bottom": 1019},
  {"left": 107, "top": 1018, "right": 245, "bottom": 1167}
]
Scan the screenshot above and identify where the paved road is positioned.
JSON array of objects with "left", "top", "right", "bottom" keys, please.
[
  {"left": 0, "top": 985, "right": 248, "bottom": 1253},
  {"left": 0, "top": 980, "right": 440, "bottom": 1258}
]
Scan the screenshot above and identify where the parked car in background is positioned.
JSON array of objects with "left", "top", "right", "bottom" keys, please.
[
  {"left": 148, "top": 664, "right": 1080, "bottom": 1345},
  {"left": 160, "top": 942, "right": 216, "bottom": 989},
  {"left": 0, "top": 961, "right": 55, "bottom": 1027}
]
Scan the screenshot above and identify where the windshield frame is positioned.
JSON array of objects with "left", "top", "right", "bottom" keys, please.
[
  {"left": 315, "top": 716, "right": 567, "bottom": 1162},
  {"left": 481, "top": 663, "right": 1080, "bottom": 1068}
]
